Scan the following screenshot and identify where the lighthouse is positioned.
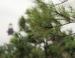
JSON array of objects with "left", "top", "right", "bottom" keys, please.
[{"left": 7, "top": 23, "right": 14, "bottom": 35}]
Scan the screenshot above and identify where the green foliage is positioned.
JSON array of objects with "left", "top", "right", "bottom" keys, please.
[
  {"left": 29, "top": 47, "right": 45, "bottom": 58},
  {"left": 10, "top": 33, "right": 33, "bottom": 58},
  {"left": 19, "top": 16, "right": 26, "bottom": 31},
  {"left": 48, "top": 44, "right": 62, "bottom": 58}
]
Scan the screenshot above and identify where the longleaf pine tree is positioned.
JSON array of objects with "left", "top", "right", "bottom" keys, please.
[
  {"left": 1, "top": 0, "right": 75, "bottom": 58},
  {"left": 17, "top": 0, "right": 75, "bottom": 58}
]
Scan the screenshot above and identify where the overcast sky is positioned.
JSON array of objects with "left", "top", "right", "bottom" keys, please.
[{"left": 0, "top": 0, "right": 75, "bottom": 45}]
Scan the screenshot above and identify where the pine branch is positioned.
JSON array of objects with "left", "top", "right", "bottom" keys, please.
[
  {"left": 55, "top": 0, "right": 68, "bottom": 5},
  {"left": 55, "top": 11, "right": 71, "bottom": 20}
]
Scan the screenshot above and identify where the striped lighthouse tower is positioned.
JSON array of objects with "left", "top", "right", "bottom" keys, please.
[{"left": 7, "top": 23, "right": 14, "bottom": 35}]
